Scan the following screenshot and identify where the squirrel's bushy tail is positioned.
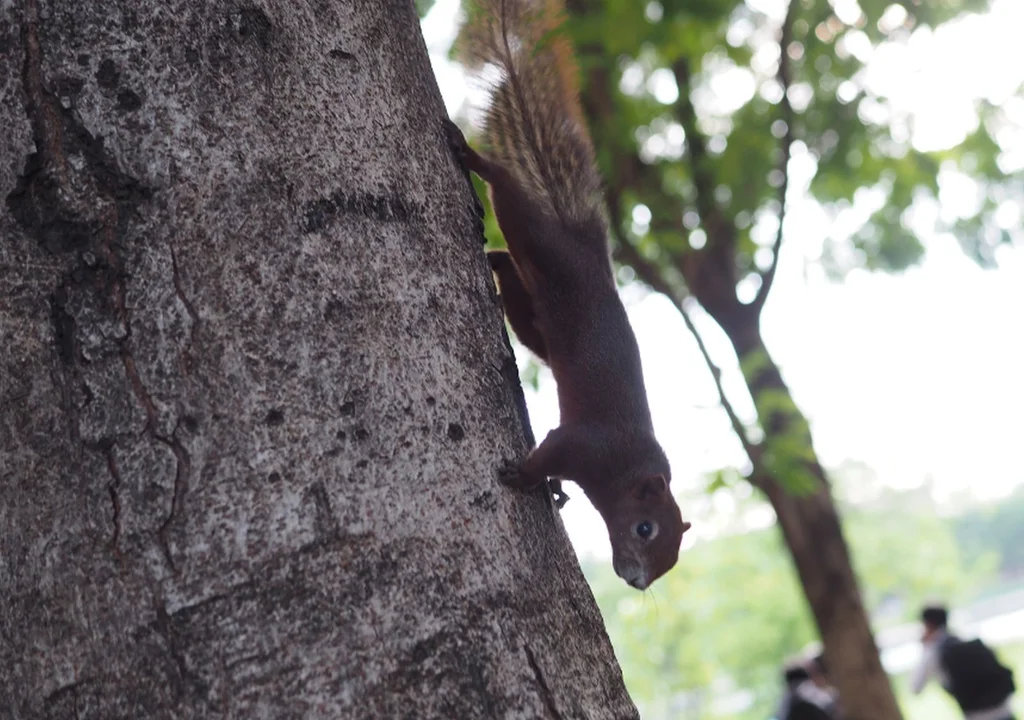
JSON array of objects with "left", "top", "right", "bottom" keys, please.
[{"left": 459, "top": 0, "right": 604, "bottom": 227}]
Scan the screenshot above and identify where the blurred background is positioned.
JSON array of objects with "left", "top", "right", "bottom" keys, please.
[{"left": 419, "top": 0, "right": 1023, "bottom": 717}]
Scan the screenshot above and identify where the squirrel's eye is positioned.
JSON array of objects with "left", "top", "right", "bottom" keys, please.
[{"left": 635, "top": 521, "right": 654, "bottom": 539}]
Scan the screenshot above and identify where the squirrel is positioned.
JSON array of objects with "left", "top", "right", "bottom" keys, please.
[{"left": 447, "top": 0, "right": 691, "bottom": 590}]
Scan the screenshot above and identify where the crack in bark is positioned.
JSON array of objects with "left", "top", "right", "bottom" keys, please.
[
  {"left": 120, "top": 337, "right": 191, "bottom": 573},
  {"left": 20, "top": 0, "right": 67, "bottom": 191},
  {"left": 121, "top": 350, "right": 158, "bottom": 430},
  {"left": 13, "top": 0, "right": 188, "bottom": 574},
  {"left": 152, "top": 595, "right": 209, "bottom": 702},
  {"left": 43, "top": 679, "right": 86, "bottom": 719},
  {"left": 155, "top": 419, "right": 191, "bottom": 574},
  {"left": 99, "top": 443, "right": 123, "bottom": 554},
  {"left": 524, "top": 644, "right": 564, "bottom": 720},
  {"left": 169, "top": 244, "right": 200, "bottom": 368}
]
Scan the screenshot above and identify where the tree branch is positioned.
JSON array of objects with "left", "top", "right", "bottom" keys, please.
[
  {"left": 671, "top": 59, "right": 745, "bottom": 324},
  {"left": 674, "top": 298, "right": 764, "bottom": 482},
  {"left": 752, "top": 0, "right": 797, "bottom": 313},
  {"left": 671, "top": 59, "right": 719, "bottom": 236}
]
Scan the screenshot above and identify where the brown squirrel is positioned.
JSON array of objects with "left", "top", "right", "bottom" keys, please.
[{"left": 448, "top": 0, "right": 690, "bottom": 590}]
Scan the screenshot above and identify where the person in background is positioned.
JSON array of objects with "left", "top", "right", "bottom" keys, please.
[
  {"left": 806, "top": 652, "right": 841, "bottom": 719},
  {"left": 772, "top": 659, "right": 835, "bottom": 720},
  {"left": 911, "top": 604, "right": 1016, "bottom": 720}
]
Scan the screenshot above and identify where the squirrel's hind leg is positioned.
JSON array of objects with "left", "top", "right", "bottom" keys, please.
[{"left": 488, "top": 250, "right": 549, "bottom": 362}]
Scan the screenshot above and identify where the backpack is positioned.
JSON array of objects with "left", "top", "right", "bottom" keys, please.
[
  {"left": 786, "top": 696, "right": 832, "bottom": 720},
  {"left": 940, "top": 636, "right": 1016, "bottom": 712},
  {"left": 780, "top": 682, "right": 835, "bottom": 720}
]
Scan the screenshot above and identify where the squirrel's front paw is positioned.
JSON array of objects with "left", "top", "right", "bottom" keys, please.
[
  {"left": 498, "top": 458, "right": 542, "bottom": 492},
  {"left": 444, "top": 118, "right": 469, "bottom": 160},
  {"left": 498, "top": 458, "right": 525, "bottom": 487}
]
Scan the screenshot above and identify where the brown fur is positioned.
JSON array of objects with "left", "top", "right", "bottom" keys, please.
[{"left": 450, "top": 0, "right": 690, "bottom": 590}]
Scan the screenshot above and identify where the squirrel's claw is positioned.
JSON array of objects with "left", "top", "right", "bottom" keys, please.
[
  {"left": 498, "top": 458, "right": 545, "bottom": 493},
  {"left": 548, "top": 478, "right": 570, "bottom": 509},
  {"left": 444, "top": 118, "right": 486, "bottom": 227}
]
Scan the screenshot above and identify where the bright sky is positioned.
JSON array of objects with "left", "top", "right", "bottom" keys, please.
[{"left": 422, "top": 0, "right": 1024, "bottom": 559}]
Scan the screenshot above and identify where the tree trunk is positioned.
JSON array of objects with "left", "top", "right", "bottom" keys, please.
[
  {"left": 0, "top": 2, "right": 637, "bottom": 718},
  {"left": 732, "top": 329, "right": 903, "bottom": 720}
]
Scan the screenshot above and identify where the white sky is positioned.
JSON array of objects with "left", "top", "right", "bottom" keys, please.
[{"left": 422, "top": 0, "right": 1024, "bottom": 559}]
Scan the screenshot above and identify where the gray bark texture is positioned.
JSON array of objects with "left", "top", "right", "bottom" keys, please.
[{"left": 0, "top": 1, "right": 638, "bottom": 718}]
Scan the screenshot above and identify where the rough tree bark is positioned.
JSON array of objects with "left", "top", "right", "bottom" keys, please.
[{"left": 0, "top": 1, "right": 637, "bottom": 718}]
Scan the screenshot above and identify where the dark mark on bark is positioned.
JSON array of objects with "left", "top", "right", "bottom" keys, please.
[
  {"left": 49, "top": 287, "right": 77, "bottom": 364},
  {"left": 306, "top": 480, "right": 341, "bottom": 544},
  {"left": 264, "top": 408, "right": 284, "bottom": 426},
  {"left": 115, "top": 88, "right": 143, "bottom": 112},
  {"left": 56, "top": 75, "right": 85, "bottom": 98},
  {"left": 525, "top": 644, "right": 564, "bottom": 720},
  {"left": 301, "top": 189, "right": 417, "bottom": 234},
  {"left": 410, "top": 629, "right": 447, "bottom": 664},
  {"left": 340, "top": 400, "right": 355, "bottom": 416},
  {"left": 324, "top": 298, "right": 344, "bottom": 323},
  {"left": 96, "top": 58, "right": 119, "bottom": 89},
  {"left": 232, "top": 6, "right": 273, "bottom": 51},
  {"left": 353, "top": 426, "right": 369, "bottom": 441},
  {"left": 224, "top": 651, "right": 272, "bottom": 673},
  {"left": 447, "top": 422, "right": 465, "bottom": 442},
  {"left": 469, "top": 490, "right": 497, "bottom": 513},
  {"left": 328, "top": 47, "right": 356, "bottom": 61}
]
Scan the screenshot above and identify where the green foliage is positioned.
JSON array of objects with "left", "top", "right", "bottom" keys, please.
[
  {"left": 954, "top": 486, "right": 1024, "bottom": 577},
  {"left": 415, "top": 0, "right": 437, "bottom": 18},
  {"left": 843, "top": 501, "right": 991, "bottom": 618},
  {"left": 565, "top": 0, "right": 1017, "bottom": 279}
]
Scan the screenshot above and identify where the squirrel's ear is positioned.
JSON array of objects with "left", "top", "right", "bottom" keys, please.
[{"left": 633, "top": 475, "right": 667, "bottom": 502}]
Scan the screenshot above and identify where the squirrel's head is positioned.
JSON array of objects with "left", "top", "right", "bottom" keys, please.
[{"left": 606, "top": 475, "right": 690, "bottom": 591}]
